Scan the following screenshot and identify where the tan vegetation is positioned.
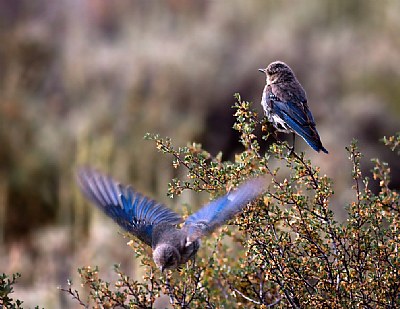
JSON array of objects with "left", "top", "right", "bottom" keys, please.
[{"left": 1, "top": 1, "right": 399, "bottom": 307}]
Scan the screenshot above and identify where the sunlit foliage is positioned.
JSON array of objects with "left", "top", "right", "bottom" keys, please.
[{"left": 38, "top": 95, "right": 400, "bottom": 307}]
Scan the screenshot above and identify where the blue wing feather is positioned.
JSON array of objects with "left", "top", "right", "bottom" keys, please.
[
  {"left": 77, "top": 168, "right": 182, "bottom": 246},
  {"left": 183, "top": 176, "right": 267, "bottom": 242},
  {"left": 272, "top": 100, "right": 328, "bottom": 153}
]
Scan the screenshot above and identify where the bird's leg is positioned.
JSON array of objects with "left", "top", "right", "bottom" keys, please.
[
  {"left": 289, "top": 133, "right": 296, "bottom": 156},
  {"left": 192, "top": 254, "right": 197, "bottom": 269},
  {"left": 273, "top": 129, "right": 279, "bottom": 141}
]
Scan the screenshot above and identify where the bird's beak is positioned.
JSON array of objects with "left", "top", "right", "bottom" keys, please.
[{"left": 258, "top": 68, "right": 266, "bottom": 73}]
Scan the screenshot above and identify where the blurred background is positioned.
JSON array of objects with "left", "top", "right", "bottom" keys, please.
[{"left": 0, "top": 0, "right": 399, "bottom": 307}]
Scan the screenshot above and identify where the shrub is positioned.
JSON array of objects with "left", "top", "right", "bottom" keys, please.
[
  {"left": 1, "top": 273, "right": 24, "bottom": 309},
  {"left": 63, "top": 94, "right": 399, "bottom": 308}
]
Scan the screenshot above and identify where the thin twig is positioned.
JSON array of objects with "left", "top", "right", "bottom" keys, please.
[
  {"left": 165, "top": 275, "right": 175, "bottom": 306},
  {"left": 59, "top": 287, "right": 88, "bottom": 308}
]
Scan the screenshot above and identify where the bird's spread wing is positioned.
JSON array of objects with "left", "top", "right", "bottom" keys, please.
[
  {"left": 76, "top": 168, "right": 183, "bottom": 246},
  {"left": 269, "top": 90, "right": 327, "bottom": 153},
  {"left": 183, "top": 176, "right": 267, "bottom": 243}
]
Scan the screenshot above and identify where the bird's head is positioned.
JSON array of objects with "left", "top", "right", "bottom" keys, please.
[
  {"left": 259, "top": 61, "right": 295, "bottom": 85},
  {"left": 153, "top": 244, "right": 181, "bottom": 272}
]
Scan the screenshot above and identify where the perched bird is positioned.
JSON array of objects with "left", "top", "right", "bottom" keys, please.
[
  {"left": 259, "top": 61, "right": 328, "bottom": 153},
  {"left": 76, "top": 168, "right": 267, "bottom": 271}
]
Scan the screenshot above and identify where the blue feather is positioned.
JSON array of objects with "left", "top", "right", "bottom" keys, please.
[
  {"left": 183, "top": 177, "right": 267, "bottom": 242},
  {"left": 77, "top": 168, "right": 182, "bottom": 246},
  {"left": 272, "top": 100, "right": 328, "bottom": 153}
]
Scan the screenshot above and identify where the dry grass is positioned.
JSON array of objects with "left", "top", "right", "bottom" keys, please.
[{"left": 0, "top": 1, "right": 399, "bottom": 307}]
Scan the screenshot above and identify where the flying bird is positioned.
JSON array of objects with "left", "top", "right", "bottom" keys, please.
[
  {"left": 259, "top": 61, "right": 328, "bottom": 153},
  {"left": 76, "top": 168, "right": 267, "bottom": 271}
]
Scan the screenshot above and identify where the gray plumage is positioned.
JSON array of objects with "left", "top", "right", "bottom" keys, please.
[
  {"left": 77, "top": 168, "right": 267, "bottom": 271},
  {"left": 259, "top": 61, "right": 328, "bottom": 153}
]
